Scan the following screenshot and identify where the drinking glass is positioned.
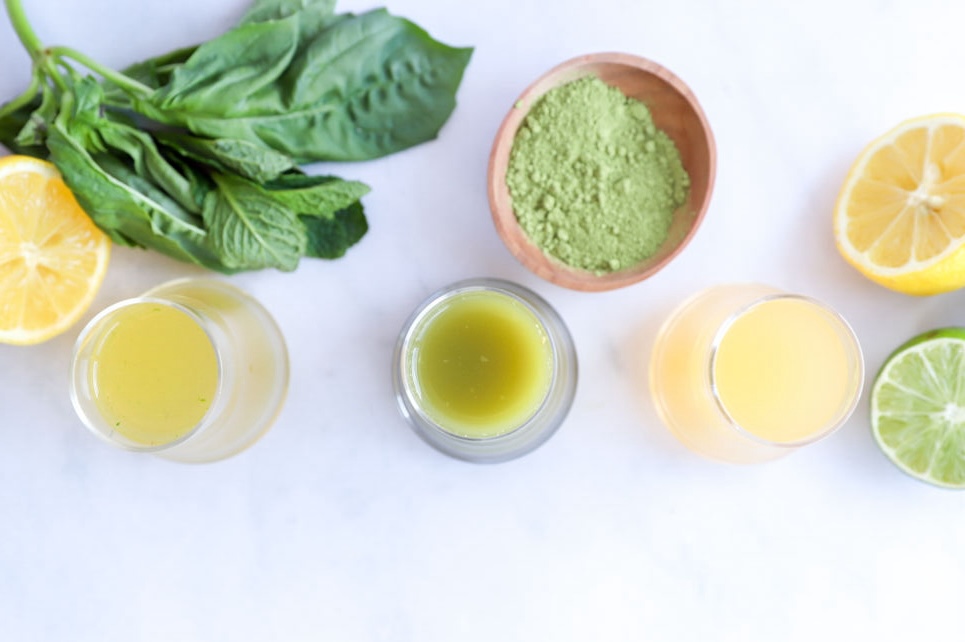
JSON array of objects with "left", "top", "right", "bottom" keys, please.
[
  {"left": 393, "top": 278, "right": 578, "bottom": 463},
  {"left": 649, "top": 283, "right": 864, "bottom": 463},
  {"left": 70, "top": 278, "right": 289, "bottom": 463}
]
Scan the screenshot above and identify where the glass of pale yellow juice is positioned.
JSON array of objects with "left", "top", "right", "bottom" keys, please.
[
  {"left": 649, "top": 284, "right": 864, "bottom": 463},
  {"left": 394, "top": 278, "right": 577, "bottom": 463},
  {"left": 70, "top": 278, "right": 289, "bottom": 463}
]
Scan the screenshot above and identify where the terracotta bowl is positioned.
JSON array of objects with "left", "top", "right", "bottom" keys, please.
[{"left": 487, "top": 52, "right": 716, "bottom": 291}]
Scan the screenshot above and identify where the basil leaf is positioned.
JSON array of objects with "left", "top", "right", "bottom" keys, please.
[
  {"left": 138, "top": 9, "right": 472, "bottom": 163},
  {"left": 163, "top": 149, "right": 216, "bottom": 214},
  {"left": 111, "top": 45, "right": 200, "bottom": 98},
  {"left": 0, "top": 92, "right": 46, "bottom": 157},
  {"left": 150, "top": 17, "right": 300, "bottom": 117},
  {"left": 98, "top": 123, "right": 207, "bottom": 215},
  {"left": 271, "top": 9, "right": 473, "bottom": 161},
  {"left": 95, "top": 154, "right": 206, "bottom": 245},
  {"left": 156, "top": 131, "right": 295, "bottom": 183},
  {"left": 54, "top": 76, "right": 110, "bottom": 153},
  {"left": 11, "top": 85, "right": 56, "bottom": 151},
  {"left": 111, "top": 1, "right": 336, "bottom": 108},
  {"left": 2, "top": 0, "right": 469, "bottom": 274},
  {"left": 57, "top": 79, "right": 207, "bottom": 216},
  {"left": 241, "top": 0, "right": 345, "bottom": 49},
  {"left": 240, "top": 0, "right": 335, "bottom": 25},
  {"left": 46, "top": 124, "right": 226, "bottom": 271},
  {"left": 202, "top": 173, "right": 306, "bottom": 271}
]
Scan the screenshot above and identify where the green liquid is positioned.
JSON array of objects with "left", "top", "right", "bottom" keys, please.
[{"left": 412, "top": 290, "right": 554, "bottom": 438}]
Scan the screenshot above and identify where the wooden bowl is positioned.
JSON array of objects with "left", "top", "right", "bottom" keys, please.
[{"left": 488, "top": 52, "right": 716, "bottom": 291}]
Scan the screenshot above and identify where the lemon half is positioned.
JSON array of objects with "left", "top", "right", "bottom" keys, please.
[
  {"left": 834, "top": 113, "right": 965, "bottom": 296},
  {"left": 0, "top": 155, "right": 110, "bottom": 345}
]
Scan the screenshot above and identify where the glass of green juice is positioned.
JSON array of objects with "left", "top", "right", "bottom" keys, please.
[
  {"left": 393, "top": 278, "right": 578, "bottom": 462},
  {"left": 69, "top": 278, "right": 289, "bottom": 463}
]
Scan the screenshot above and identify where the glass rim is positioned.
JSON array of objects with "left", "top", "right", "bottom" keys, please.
[
  {"left": 706, "top": 292, "right": 865, "bottom": 449},
  {"left": 397, "top": 277, "right": 559, "bottom": 442},
  {"left": 69, "top": 295, "right": 228, "bottom": 453}
]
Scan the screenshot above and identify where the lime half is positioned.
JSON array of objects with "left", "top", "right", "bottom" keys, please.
[{"left": 871, "top": 328, "right": 965, "bottom": 489}]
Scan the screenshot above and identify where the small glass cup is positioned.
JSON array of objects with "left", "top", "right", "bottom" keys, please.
[
  {"left": 70, "top": 278, "right": 289, "bottom": 463},
  {"left": 649, "top": 283, "right": 864, "bottom": 464},
  {"left": 393, "top": 278, "right": 578, "bottom": 463}
]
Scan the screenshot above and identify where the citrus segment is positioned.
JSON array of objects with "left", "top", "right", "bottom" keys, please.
[
  {"left": 871, "top": 329, "right": 965, "bottom": 488},
  {"left": 834, "top": 114, "right": 965, "bottom": 295},
  {"left": 0, "top": 155, "right": 110, "bottom": 345}
]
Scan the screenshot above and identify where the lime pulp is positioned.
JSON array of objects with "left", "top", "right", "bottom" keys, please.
[{"left": 871, "top": 328, "right": 965, "bottom": 489}]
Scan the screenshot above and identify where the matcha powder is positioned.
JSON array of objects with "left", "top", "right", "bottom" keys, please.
[{"left": 506, "top": 75, "right": 691, "bottom": 274}]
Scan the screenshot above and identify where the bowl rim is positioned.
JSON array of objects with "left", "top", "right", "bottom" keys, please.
[{"left": 487, "top": 51, "right": 717, "bottom": 292}]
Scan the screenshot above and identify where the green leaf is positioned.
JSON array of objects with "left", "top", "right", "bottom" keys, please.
[
  {"left": 95, "top": 153, "right": 209, "bottom": 248},
  {"left": 264, "top": 172, "right": 370, "bottom": 217},
  {"left": 264, "top": 172, "right": 369, "bottom": 258},
  {"left": 98, "top": 122, "right": 207, "bottom": 217},
  {"left": 240, "top": 0, "right": 334, "bottom": 25},
  {"left": 53, "top": 76, "right": 110, "bottom": 153},
  {"left": 272, "top": 9, "right": 473, "bottom": 161},
  {"left": 12, "top": 84, "right": 56, "bottom": 151},
  {"left": 0, "top": 0, "right": 469, "bottom": 274},
  {"left": 150, "top": 16, "right": 300, "bottom": 117},
  {"left": 300, "top": 200, "right": 367, "bottom": 259},
  {"left": 107, "top": 45, "right": 198, "bottom": 94},
  {"left": 55, "top": 78, "right": 207, "bottom": 217},
  {"left": 156, "top": 131, "right": 295, "bottom": 183},
  {"left": 163, "top": 149, "right": 218, "bottom": 213},
  {"left": 138, "top": 9, "right": 472, "bottom": 163},
  {"left": 0, "top": 92, "right": 45, "bottom": 157},
  {"left": 239, "top": 0, "right": 344, "bottom": 52},
  {"left": 46, "top": 123, "right": 228, "bottom": 271},
  {"left": 202, "top": 173, "right": 306, "bottom": 271}
]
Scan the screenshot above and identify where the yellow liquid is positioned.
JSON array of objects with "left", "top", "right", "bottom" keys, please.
[
  {"left": 412, "top": 290, "right": 553, "bottom": 438},
  {"left": 90, "top": 302, "right": 219, "bottom": 446},
  {"left": 713, "top": 298, "right": 852, "bottom": 443},
  {"left": 650, "top": 285, "right": 862, "bottom": 463}
]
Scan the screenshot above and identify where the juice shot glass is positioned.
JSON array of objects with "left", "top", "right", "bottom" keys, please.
[
  {"left": 649, "top": 284, "right": 864, "bottom": 464},
  {"left": 70, "top": 278, "right": 289, "bottom": 463},
  {"left": 393, "top": 278, "right": 577, "bottom": 463}
]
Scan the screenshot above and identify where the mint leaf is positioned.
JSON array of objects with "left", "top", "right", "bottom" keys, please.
[
  {"left": 203, "top": 173, "right": 306, "bottom": 271},
  {"left": 301, "top": 200, "right": 367, "bottom": 259},
  {"left": 265, "top": 173, "right": 370, "bottom": 217}
]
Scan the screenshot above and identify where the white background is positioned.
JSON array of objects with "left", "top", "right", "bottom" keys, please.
[{"left": 2, "top": 0, "right": 964, "bottom": 639}]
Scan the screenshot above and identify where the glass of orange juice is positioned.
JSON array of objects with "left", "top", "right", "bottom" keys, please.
[
  {"left": 649, "top": 284, "right": 864, "bottom": 463},
  {"left": 70, "top": 278, "right": 289, "bottom": 463}
]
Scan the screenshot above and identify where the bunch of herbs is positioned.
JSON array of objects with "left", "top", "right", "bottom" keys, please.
[{"left": 0, "top": 0, "right": 472, "bottom": 272}]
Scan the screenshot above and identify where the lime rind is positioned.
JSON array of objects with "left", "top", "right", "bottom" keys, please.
[{"left": 871, "top": 332, "right": 965, "bottom": 489}]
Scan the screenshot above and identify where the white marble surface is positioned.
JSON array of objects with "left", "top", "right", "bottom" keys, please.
[{"left": 2, "top": 0, "right": 965, "bottom": 639}]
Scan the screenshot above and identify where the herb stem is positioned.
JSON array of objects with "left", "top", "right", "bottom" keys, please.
[
  {"left": 4, "top": 0, "right": 43, "bottom": 60},
  {"left": 0, "top": 71, "right": 40, "bottom": 120},
  {"left": 42, "top": 58, "right": 69, "bottom": 92},
  {"left": 51, "top": 46, "right": 154, "bottom": 98},
  {"left": 2, "top": 0, "right": 69, "bottom": 95}
]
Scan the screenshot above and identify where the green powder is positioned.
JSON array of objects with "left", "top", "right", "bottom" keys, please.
[{"left": 506, "top": 75, "right": 690, "bottom": 274}]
